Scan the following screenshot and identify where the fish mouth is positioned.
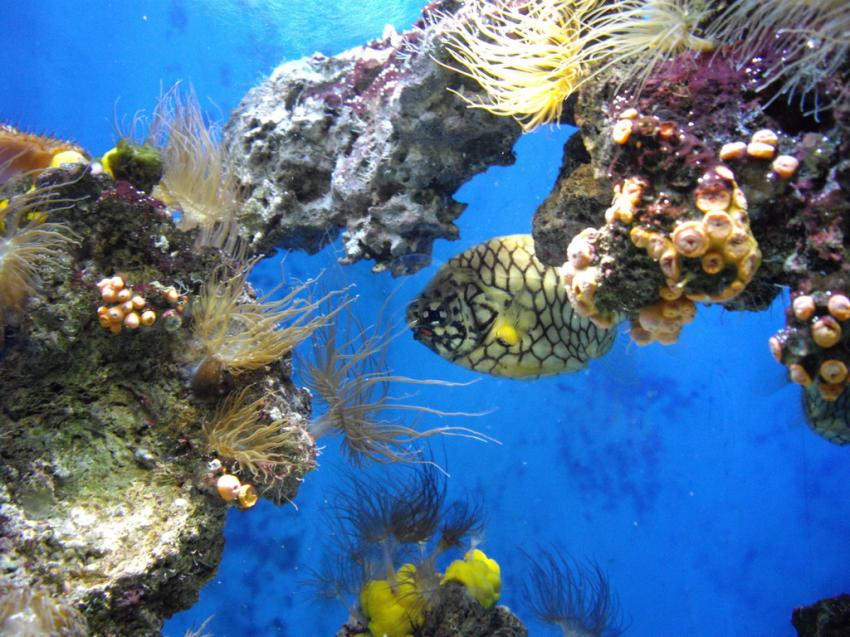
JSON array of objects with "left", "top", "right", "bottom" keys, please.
[{"left": 414, "top": 326, "right": 434, "bottom": 341}]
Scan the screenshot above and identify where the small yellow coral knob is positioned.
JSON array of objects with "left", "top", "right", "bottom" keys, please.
[
  {"left": 812, "top": 316, "right": 842, "bottom": 348},
  {"left": 612, "top": 119, "right": 633, "bottom": 145},
  {"left": 695, "top": 184, "right": 732, "bottom": 213},
  {"left": 719, "top": 141, "right": 747, "bottom": 161},
  {"left": 819, "top": 360, "right": 848, "bottom": 385},
  {"left": 671, "top": 221, "right": 709, "bottom": 257},
  {"left": 789, "top": 363, "right": 812, "bottom": 386},
  {"left": 216, "top": 474, "right": 241, "bottom": 502},
  {"left": 140, "top": 310, "right": 157, "bottom": 327},
  {"left": 792, "top": 295, "right": 817, "bottom": 321},
  {"left": 658, "top": 249, "right": 681, "bottom": 281},
  {"left": 772, "top": 155, "right": 799, "bottom": 180},
  {"left": 703, "top": 212, "right": 733, "bottom": 241},
  {"left": 237, "top": 484, "right": 258, "bottom": 509},
  {"left": 101, "top": 286, "right": 118, "bottom": 303},
  {"left": 827, "top": 294, "right": 850, "bottom": 321},
  {"left": 701, "top": 251, "right": 725, "bottom": 275},
  {"left": 49, "top": 150, "right": 87, "bottom": 168},
  {"left": 751, "top": 129, "right": 778, "bottom": 147},
  {"left": 123, "top": 312, "right": 141, "bottom": 330},
  {"left": 101, "top": 147, "right": 119, "bottom": 176},
  {"left": 768, "top": 336, "right": 783, "bottom": 363},
  {"left": 747, "top": 141, "right": 776, "bottom": 160},
  {"left": 360, "top": 564, "right": 424, "bottom": 637}
]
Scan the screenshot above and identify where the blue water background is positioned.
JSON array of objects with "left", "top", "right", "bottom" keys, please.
[{"left": 5, "top": 2, "right": 849, "bottom": 636}]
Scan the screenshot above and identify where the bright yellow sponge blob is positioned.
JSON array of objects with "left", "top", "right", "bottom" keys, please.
[
  {"left": 360, "top": 563, "right": 425, "bottom": 637},
  {"left": 441, "top": 548, "right": 501, "bottom": 608},
  {"left": 100, "top": 147, "right": 119, "bottom": 177},
  {"left": 49, "top": 149, "right": 87, "bottom": 168}
]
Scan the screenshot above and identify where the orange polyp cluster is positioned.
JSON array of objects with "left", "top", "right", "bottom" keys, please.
[
  {"left": 96, "top": 277, "right": 188, "bottom": 335},
  {"left": 562, "top": 109, "right": 765, "bottom": 345},
  {"left": 612, "top": 160, "right": 761, "bottom": 307},
  {"left": 630, "top": 297, "right": 697, "bottom": 345},
  {"left": 559, "top": 227, "right": 617, "bottom": 328},
  {"left": 770, "top": 291, "right": 850, "bottom": 401},
  {"left": 0, "top": 124, "right": 89, "bottom": 183},
  {"left": 718, "top": 128, "right": 799, "bottom": 180}
]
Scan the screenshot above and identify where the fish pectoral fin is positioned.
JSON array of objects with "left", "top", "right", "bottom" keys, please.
[
  {"left": 495, "top": 324, "right": 520, "bottom": 347},
  {"left": 490, "top": 317, "right": 522, "bottom": 347}
]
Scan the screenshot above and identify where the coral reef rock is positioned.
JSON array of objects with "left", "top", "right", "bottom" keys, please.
[
  {"left": 224, "top": 0, "right": 520, "bottom": 274},
  {"left": 792, "top": 593, "right": 850, "bottom": 637},
  {"left": 0, "top": 163, "right": 315, "bottom": 635}
]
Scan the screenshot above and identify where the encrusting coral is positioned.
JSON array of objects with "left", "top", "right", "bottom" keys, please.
[
  {"left": 561, "top": 111, "right": 764, "bottom": 343},
  {"left": 770, "top": 290, "right": 850, "bottom": 405},
  {"left": 0, "top": 127, "right": 321, "bottom": 633}
]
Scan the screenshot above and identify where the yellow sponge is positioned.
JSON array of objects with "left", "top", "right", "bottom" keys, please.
[
  {"left": 441, "top": 548, "right": 501, "bottom": 608},
  {"left": 360, "top": 563, "right": 424, "bottom": 637}
]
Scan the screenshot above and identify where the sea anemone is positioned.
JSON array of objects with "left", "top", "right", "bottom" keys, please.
[
  {"left": 191, "top": 263, "right": 345, "bottom": 392},
  {"left": 202, "top": 385, "right": 312, "bottom": 484},
  {"left": 0, "top": 181, "right": 78, "bottom": 342},
  {"left": 440, "top": 0, "right": 595, "bottom": 131},
  {"left": 522, "top": 549, "right": 626, "bottom": 637},
  {"left": 300, "top": 303, "right": 495, "bottom": 467},
  {"left": 708, "top": 0, "right": 849, "bottom": 114},
  {"left": 183, "top": 617, "right": 214, "bottom": 637},
  {"left": 577, "top": 0, "right": 714, "bottom": 95},
  {"left": 149, "top": 85, "right": 239, "bottom": 236},
  {"left": 439, "top": 0, "right": 713, "bottom": 131},
  {"left": 311, "top": 464, "right": 486, "bottom": 628},
  {"left": 0, "top": 587, "right": 88, "bottom": 637}
]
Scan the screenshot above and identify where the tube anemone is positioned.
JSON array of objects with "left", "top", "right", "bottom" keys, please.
[{"left": 522, "top": 549, "right": 626, "bottom": 637}]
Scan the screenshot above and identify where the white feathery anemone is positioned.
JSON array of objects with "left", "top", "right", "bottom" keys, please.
[
  {"left": 440, "top": 0, "right": 596, "bottom": 131},
  {"left": 150, "top": 85, "right": 239, "bottom": 235},
  {"left": 709, "top": 0, "right": 849, "bottom": 114},
  {"left": 0, "top": 183, "right": 77, "bottom": 340},
  {"left": 577, "top": 0, "right": 714, "bottom": 94},
  {"left": 439, "top": 0, "right": 714, "bottom": 131}
]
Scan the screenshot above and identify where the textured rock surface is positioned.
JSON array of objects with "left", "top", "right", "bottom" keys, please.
[
  {"left": 420, "top": 582, "right": 528, "bottom": 637},
  {"left": 792, "top": 593, "right": 850, "bottom": 637},
  {"left": 224, "top": 0, "right": 521, "bottom": 274}
]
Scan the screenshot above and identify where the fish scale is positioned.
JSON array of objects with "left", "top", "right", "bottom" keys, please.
[{"left": 407, "top": 234, "right": 616, "bottom": 378}]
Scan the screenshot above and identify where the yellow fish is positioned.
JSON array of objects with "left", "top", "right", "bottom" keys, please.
[{"left": 407, "top": 234, "right": 615, "bottom": 378}]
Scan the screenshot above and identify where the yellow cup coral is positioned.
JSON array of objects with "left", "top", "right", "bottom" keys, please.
[
  {"left": 360, "top": 563, "right": 425, "bottom": 637},
  {"left": 441, "top": 548, "right": 501, "bottom": 609}
]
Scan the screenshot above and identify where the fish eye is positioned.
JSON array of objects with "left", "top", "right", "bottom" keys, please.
[{"left": 422, "top": 304, "right": 446, "bottom": 326}]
